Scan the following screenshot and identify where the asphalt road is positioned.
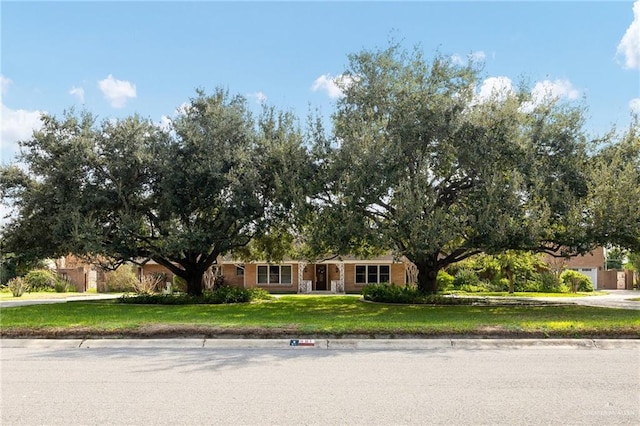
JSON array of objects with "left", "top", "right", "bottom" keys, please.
[{"left": 1, "top": 339, "right": 639, "bottom": 425}]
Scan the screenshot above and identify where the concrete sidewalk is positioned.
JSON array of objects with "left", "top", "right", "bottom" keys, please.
[
  {"left": 0, "top": 293, "right": 122, "bottom": 308},
  {"left": 1, "top": 338, "right": 638, "bottom": 350}
]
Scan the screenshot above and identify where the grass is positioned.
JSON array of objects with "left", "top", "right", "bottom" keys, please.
[{"left": 1, "top": 295, "right": 638, "bottom": 338}]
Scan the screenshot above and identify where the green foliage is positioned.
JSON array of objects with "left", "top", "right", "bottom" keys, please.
[
  {"left": 8, "top": 277, "right": 27, "bottom": 297},
  {"left": 172, "top": 275, "right": 187, "bottom": 293},
  {"left": 436, "top": 270, "right": 454, "bottom": 291},
  {"left": 587, "top": 119, "right": 640, "bottom": 252},
  {"left": 362, "top": 282, "right": 480, "bottom": 305},
  {"left": 560, "top": 270, "right": 594, "bottom": 292},
  {"left": 246, "top": 287, "right": 273, "bottom": 301},
  {"left": 538, "top": 272, "right": 563, "bottom": 293},
  {"left": 0, "top": 253, "right": 48, "bottom": 285},
  {"left": 23, "top": 269, "right": 62, "bottom": 291},
  {"left": 605, "top": 247, "right": 627, "bottom": 270},
  {"left": 105, "top": 265, "right": 137, "bottom": 292},
  {"left": 0, "top": 89, "right": 310, "bottom": 296},
  {"left": 362, "top": 283, "right": 420, "bottom": 304},
  {"left": 117, "top": 285, "right": 273, "bottom": 305},
  {"left": 54, "top": 277, "right": 74, "bottom": 293},
  {"left": 307, "top": 41, "right": 593, "bottom": 294},
  {"left": 453, "top": 269, "right": 480, "bottom": 288},
  {"left": 459, "top": 283, "right": 490, "bottom": 293}
]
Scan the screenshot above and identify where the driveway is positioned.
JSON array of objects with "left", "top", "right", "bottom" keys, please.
[
  {"left": 0, "top": 293, "right": 122, "bottom": 308},
  {"left": 515, "top": 290, "right": 640, "bottom": 310}
]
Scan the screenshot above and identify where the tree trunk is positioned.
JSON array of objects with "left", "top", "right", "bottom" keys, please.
[
  {"left": 505, "top": 268, "right": 515, "bottom": 294},
  {"left": 185, "top": 271, "right": 205, "bottom": 296},
  {"left": 415, "top": 256, "right": 440, "bottom": 294}
]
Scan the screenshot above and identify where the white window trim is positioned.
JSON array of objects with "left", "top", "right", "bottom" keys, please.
[
  {"left": 355, "top": 264, "right": 391, "bottom": 285},
  {"left": 257, "top": 264, "right": 293, "bottom": 285}
]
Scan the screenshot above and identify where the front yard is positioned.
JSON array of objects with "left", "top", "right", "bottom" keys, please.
[{"left": 1, "top": 295, "right": 638, "bottom": 338}]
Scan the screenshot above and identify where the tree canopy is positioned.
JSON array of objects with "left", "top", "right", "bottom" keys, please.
[
  {"left": 308, "top": 44, "right": 595, "bottom": 293},
  {"left": 0, "top": 89, "right": 310, "bottom": 295},
  {"left": 2, "top": 44, "right": 638, "bottom": 296}
]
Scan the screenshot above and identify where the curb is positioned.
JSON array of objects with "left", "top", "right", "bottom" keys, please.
[{"left": 2, "top": 338, "right": 639, "bottom": 350}]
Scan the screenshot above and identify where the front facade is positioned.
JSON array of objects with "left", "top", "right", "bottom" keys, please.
[{"left": 140, "top": 254, "right": 407, "bottom": 293}]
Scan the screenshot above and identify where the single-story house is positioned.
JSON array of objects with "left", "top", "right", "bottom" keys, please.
[{"left": 140, "top": 254, "right": 407, "bottom": 294}]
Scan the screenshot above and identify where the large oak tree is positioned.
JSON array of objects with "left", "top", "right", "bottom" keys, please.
[
  {"left": 1, "top": 90, "right": 310, "bottom": 295},
  {"left": 309, "top": 44, "right": 595, "bottom": 294}
]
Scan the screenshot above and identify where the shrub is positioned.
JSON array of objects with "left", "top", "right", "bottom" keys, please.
[
  {"left": 362, "top": 282, "right": 481, "bottom": 305},
  {"left": 436, "top": 271, "right": 454, "bottom": 291},
  {"left": 54, "top": 277, "right": 74, "bottom": 293},
  {"left": 560, "top": 270, "right": 594, "bottom": 292},
  {"left": 486, "top": 278, "right": 509, "bottom": 292},
  {"left": 8, "top": 277, "right": 27, "bottom": 297},
  {"left": 519, "top": 280, "right": 543, "bottom": 293},
  {"left": 105, "top": 265, "right": 137, "bottom": 292},
  {"left": 538, "top": 272, "right": 563, "bottom": 293},
  {"left": 24, "top": 269, "right": 61, "bottom": 291},
  {"left": 208, "top": 285, "right": 250, "bottom": 304},
  {"left": 453, "top": 269, "right": 480, "bottom": 288},
  {"left": 172, "top": 275, "right": 187, "bottom": 293},
  {"left": 246, "top": 287, "right": 273, "bottom": 301},
  {"left": 134, "top": 274, "right": 165, "bottom": 294},
  {"left": 117, "top": 285, "right": 272, "bottom": 305},
  {"left": 459, "top": 282, "right": 490, "bottom": 293}
]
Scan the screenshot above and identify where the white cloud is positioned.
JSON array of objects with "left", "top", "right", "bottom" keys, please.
[
  {"left": 157, "top": 102, "right": 191, "bottom": 131},
  {"left": 1, "top": 103, "right": 44, "bottom": 164},
  {"left": 451, "top": 54, "right": 465, "bottom": 66},
  {"left": 519, "top": 79, "right": 581, "bottom": 112},
  {"left": 311, "top": 74, "right": 354, "bottom": 99},
  {"left": 451, "top": 51, "right": 486, "bottom": 66},
  {"left": 530, "top": 79, "right": 580, "bottom": 103},
  {"left": 69, "top": 86, "right": 85, "bottom": 103},
  {"left": 1, "top": 75, "right": 44, "bottom": 163},
  {"left": 630, "top": 98, "right": 640, "bottom": 113},
  {"left": 1, "top": 75, "right": 12, "bottom": 95},
  {"left": 475, "top": 76, "right": 514, "bottom": 103},
  {"left": 248, "top": 91, "right": 267, "bottom": 104},
  {"left": 97, "top": 74, "right": 136, "bottom": 108},
  {"left": 617, "top": 0, "right": 640, "bottom": 69},
  {"left": 158, "top": 115, "right": 172, "bottom": 132},
  {"left": 469, "top": 51, "right": 486, "bottom": 63}
]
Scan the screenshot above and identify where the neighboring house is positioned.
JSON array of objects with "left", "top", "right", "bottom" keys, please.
[
  {"left": 139, "top": 254, "right": 407, "bottom": 294},
  {"left": 54, "top": 255, "right": 103, "bottom": 292},
  {"left": 544, "top": 247, "right": 605, "bottom": 289}
]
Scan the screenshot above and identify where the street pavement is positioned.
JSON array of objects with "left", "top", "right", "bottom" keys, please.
[{"left": 1, "top": 339, "right": 639, "bottom": 425}]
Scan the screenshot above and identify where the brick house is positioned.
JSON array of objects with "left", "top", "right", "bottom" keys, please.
[{"left": 139, "top": 254, "right": 407, "bottom": 294}]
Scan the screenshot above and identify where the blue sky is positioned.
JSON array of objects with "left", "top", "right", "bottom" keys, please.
[{"left": 1, "top": 1, "right": 639, "bottom": 164}]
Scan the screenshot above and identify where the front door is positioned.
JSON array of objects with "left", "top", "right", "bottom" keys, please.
[{"left": 315, "top": 265, "right": 327, "bottom": 291}]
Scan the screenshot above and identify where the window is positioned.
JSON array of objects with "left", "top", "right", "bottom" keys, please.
[
  {"left": 355, "top": 265, "right": 391, "bottom": 285},
  {"left": 236, "top": 266, "right": 244, "bottom": 276},
  {"left": 257, "top": 265, "right": 292, "bottom": 285}
]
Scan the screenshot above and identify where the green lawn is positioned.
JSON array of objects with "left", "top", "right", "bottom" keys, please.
[{"left": 1, "top": 295, "right": 638, "bottom": 338}]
